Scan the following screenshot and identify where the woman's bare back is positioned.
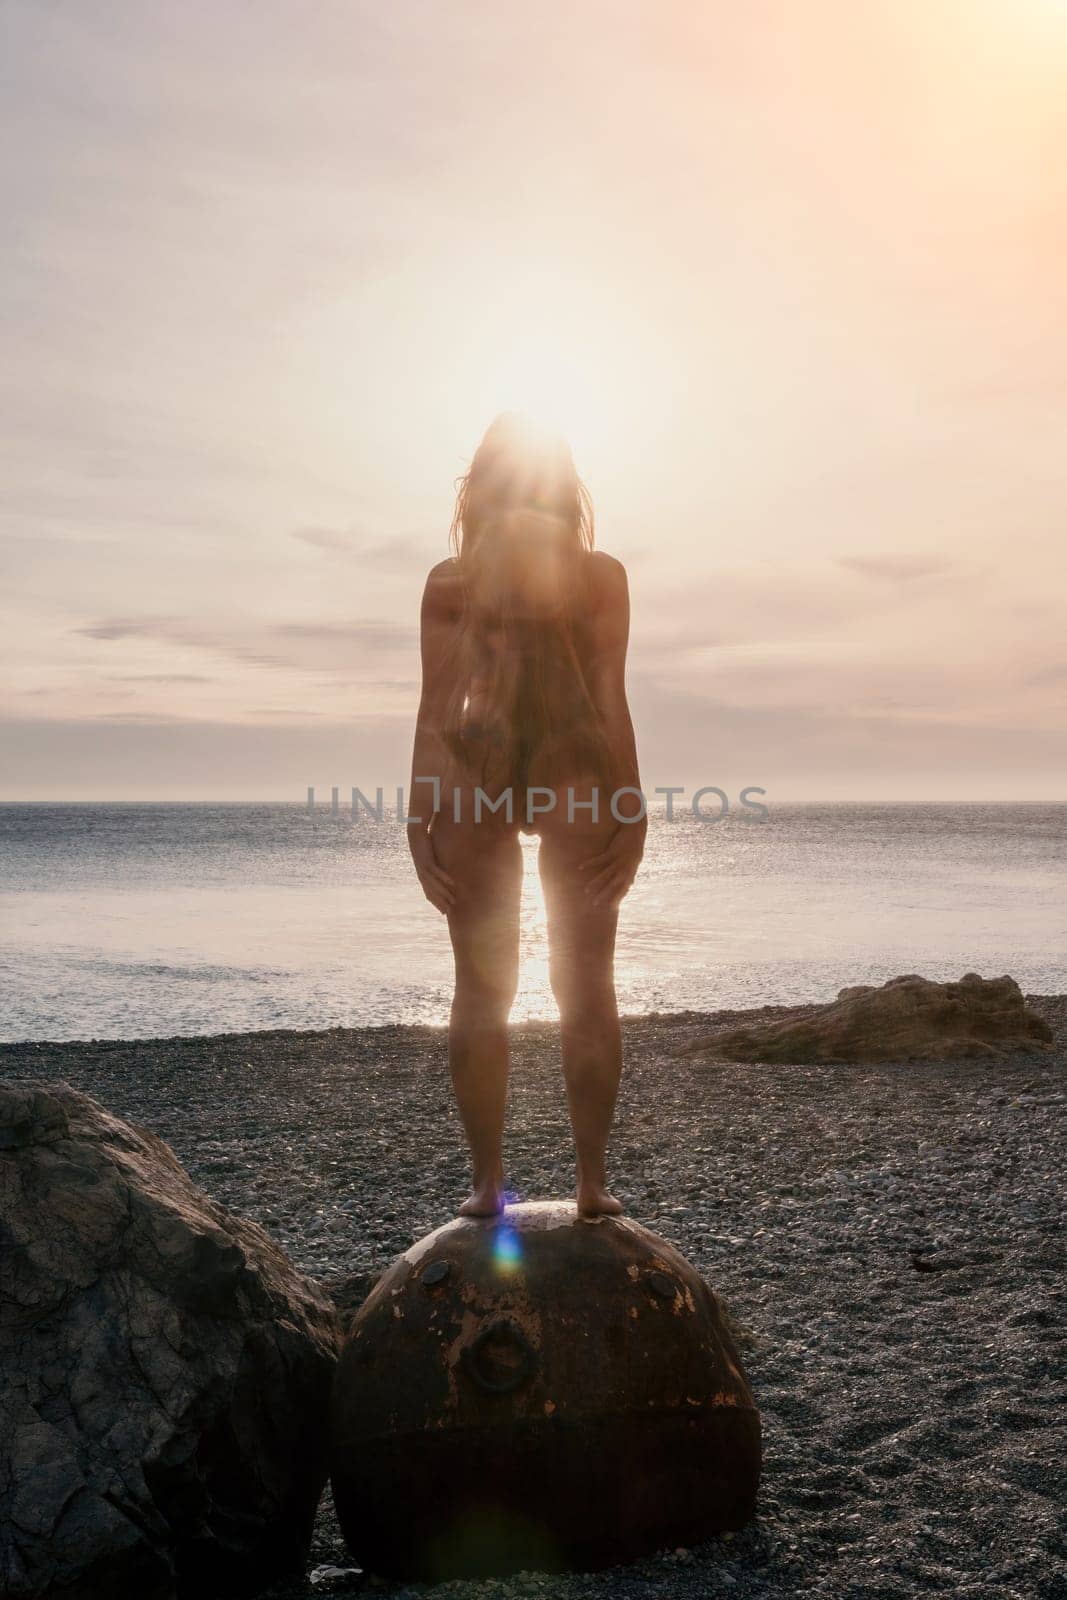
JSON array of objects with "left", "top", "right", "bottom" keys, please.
[{"left": 424, "top": 547, "right": 632, "bottom": 827}]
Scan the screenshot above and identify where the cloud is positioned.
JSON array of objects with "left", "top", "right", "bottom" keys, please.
[
  {"left": 292, "top": 527, "right": 355, "bottom": 554},
  {"left": 836, "top": 556, "right": 954, "bottom": 583},
  {"left": 4, "top": 703, "right": 1064, "bottom": 801},
  {"left": 1025, "top": 663, "right": 1067, "bottom": 687},
  {"left": 291, "top": 526, "right": 428, "bottom": 567},
  {"left": 636, "top": 566, "right": 863, "bottom": 653},
  {"left": 72, "top": 615, "right": 415, "bottom": 674},
  {"left": 275, "top": 621, "right": 412, "bottom": 647},
  {"left": 0, "top": 715, "right": 414, "bottom": 801},
  {"left": 111, "top": 672, "right": 214, "bottom": 684},
  {"left": 75, "top": 619, "right": 164, "bottom": 640},
  {"left": 245, "top": 707, "right": 325, "bottom": 717},
  {"left": 89, "top": 711, "right": 188, "bottom": 721}
]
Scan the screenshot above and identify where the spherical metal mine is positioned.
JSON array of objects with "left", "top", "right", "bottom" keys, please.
[{"left": 329, "top": 1200, "right": 761, "bottom": 1580}]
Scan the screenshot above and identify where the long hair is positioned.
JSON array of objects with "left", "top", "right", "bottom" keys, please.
[{"left": 443, "top": 413, "right": 611, "bottom": 792}]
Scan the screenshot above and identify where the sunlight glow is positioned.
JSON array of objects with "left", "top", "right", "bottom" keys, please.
[
  {"left": 453, "top": 264, "right": 682, "bottom": 473},
  {"left": 512, "top": 831, "right": 646, "bottom": 1023},
  {"left": 474, "top": 327, "right": 613, "bottom": 455},
  {"left": 291, "top": 248, "right": 688, "bottom": 532}
]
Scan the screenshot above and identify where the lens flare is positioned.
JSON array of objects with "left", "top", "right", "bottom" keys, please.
[{"left": 492, "top": 1222, "right": 523, "bottom": 1275}]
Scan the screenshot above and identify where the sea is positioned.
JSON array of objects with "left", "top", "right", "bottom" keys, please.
[{"left": 1, "top": 801, "right": 1064, "bottom": 1043}]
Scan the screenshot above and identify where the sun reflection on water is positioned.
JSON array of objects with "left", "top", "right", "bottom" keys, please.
[
  {"left": 513, "top": 835, "right": 552, "bottom": 1021},
  {"left": 513, "top": 833, "right": 652, "bottom": 1022}
]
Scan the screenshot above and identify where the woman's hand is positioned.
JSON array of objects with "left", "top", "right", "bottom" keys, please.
[
  {"left": 579, "top": 820, "right": 646, "bottom": 909},
  {"left": 407, "top": 824, "right": 455, "bottom": 915}
]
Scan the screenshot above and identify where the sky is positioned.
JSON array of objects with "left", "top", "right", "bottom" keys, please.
[{"left": 1, "top": 0, "right": 1065, "bottom": 800}]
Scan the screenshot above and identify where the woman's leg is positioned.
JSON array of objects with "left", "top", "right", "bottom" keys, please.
[
  {"left": 536, "top": 776, "right": 625, "bottom": 1217},
  {"left": 431, "top": 794, "right": 523, "bottom": 1216}
]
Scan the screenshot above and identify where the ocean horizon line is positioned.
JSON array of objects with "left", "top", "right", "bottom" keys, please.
[{"left": 2, "top": 796, "right": 1065, "bottom": 808}]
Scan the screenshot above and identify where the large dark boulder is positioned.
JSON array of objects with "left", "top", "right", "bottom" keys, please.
[
  {"left": 0, "top": 1082, "right": 341, "bottom": 1600},
  {"left": 330, "top": 1201, "right": 761, "bottom": 1580}
]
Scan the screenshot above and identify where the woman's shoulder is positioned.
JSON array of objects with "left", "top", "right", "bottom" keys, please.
[
  {"left": 426, "top": 555, "right": 459, "bottom": 582},
  {"left": 585, "top": 549, "right": 629, "bottom": 601},
  {"left": 422, "top": 556, "right": 460, "bottom": 595},
  {"left": 421, "top": 556, "right": 464, "bottom": 622},
  {"left": 587, "top": 548, "right": 626, "bottom": 576}
]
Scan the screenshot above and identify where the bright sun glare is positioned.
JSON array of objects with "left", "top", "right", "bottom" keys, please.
[
  {"left": 302, "top": 260, "right": 680, "bottom": 498},
  {"left": 456, "top": 268, "right": 678, "bottom": 468},
  {"left": 476, "top": 328, "right": 609, "bottom": 450}
]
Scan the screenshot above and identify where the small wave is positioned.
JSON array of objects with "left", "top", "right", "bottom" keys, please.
[{"left": 73, "top": 958, "right": 288, "bottom": 984}]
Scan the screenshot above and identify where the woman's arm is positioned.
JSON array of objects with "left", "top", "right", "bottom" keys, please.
[
  {"left": 580, "top": 552, "right": 647, "bottom": 907},
  {"left": 406, "top": 562, "right": 459, "bottom": 913}
]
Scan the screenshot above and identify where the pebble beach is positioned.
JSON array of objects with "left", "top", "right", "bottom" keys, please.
[{"left": 3, "top": 995, "right": 1064, "bottom": 1600}]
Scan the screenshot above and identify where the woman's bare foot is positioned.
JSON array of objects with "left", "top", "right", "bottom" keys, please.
[
  {"left": 576, "top": 1181, "right": 624, "bottom": 1218},
  {"left": 459, "top": 1178, "right": 506, "bottom": 1217}
]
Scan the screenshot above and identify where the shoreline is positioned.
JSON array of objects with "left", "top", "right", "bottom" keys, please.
[
  {"left": 3, "top": 996, "right": 1063, "bottom": 1599},
  {"left": 5, "top": 988, "right": 1064, "bottom": 1052}
]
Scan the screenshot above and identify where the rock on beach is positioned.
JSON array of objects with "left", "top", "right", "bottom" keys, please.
[
  {"left": 675, "top": 972, "right": 1054, "bottom": 1064},
  {"left": 0, "top": 1081, "right": 341, "bottom": 1600}
]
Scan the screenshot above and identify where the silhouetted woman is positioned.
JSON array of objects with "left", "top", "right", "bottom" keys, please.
[{"left": 407, "top": 413, "right": 645, "bottom": 1217}]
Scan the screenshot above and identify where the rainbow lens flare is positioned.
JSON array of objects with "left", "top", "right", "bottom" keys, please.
[{"left": 491, "top": 1222, "right": 523, "bottom": 1275}]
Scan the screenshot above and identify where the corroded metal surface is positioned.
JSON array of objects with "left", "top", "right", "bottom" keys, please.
[{"left": 329, "top": 1200, "right": 761, "bottom": 1579}]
